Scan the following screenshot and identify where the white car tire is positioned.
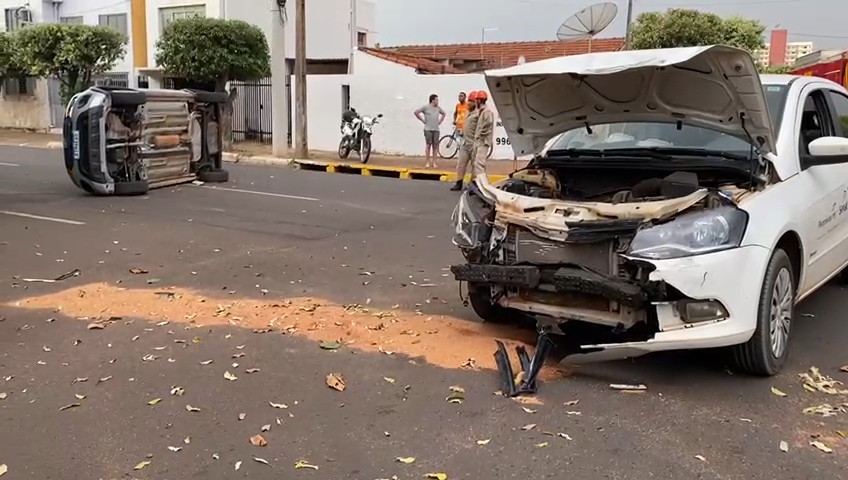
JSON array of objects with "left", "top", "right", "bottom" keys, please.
[{"left": 732, "top": 249, "right": 794, "bottom": 376}]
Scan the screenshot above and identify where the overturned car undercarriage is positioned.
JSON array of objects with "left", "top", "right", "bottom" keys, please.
[{"left": 451, "top": 161, "right": 757, "bottom": 396}]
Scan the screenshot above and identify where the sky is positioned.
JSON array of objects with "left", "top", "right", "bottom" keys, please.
[{"left": 374, "top": 0, "right": 848, "bottom": 50}]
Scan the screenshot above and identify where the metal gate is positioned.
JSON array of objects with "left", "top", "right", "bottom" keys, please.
[{"left": 230, "top": 77, "right": 273, "bottom": 144}]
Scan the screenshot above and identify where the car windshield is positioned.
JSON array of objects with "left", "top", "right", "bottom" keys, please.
[{"left": 548, "top": 84, "right": 789, "bottom": 155}]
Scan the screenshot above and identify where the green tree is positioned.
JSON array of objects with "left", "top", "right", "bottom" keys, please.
[
  {"left": 14, "top": 23, "right": 126, "bottom": 100},
  {"left": 0, "top": 33, "right": 15, "bottom": 78},
  {"left": 630, "top": 9, "right": 765, "bottom": 53},
  {"left": 155, "top": 17, "right": 270, "bottom": 90}
]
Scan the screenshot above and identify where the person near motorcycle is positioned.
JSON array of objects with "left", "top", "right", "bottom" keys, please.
[
  {"left": 472, "top": 90, "right": 494, "bottom": 178},
  {"left": 450, "top": 91, "right": 480, "bottom": 191}
]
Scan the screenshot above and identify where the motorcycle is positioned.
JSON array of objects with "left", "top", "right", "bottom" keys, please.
[{"left": 338, "top": 113, "right": 382, "bottom": 164}]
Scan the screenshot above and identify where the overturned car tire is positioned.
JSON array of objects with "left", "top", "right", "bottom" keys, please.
[
  {"left": 109, "top": 90, "right": 147, "bottom": 107},
  {"left": 113, "top": 180, "right": 149, "bottom": 196},
  {"left": 198, "top": 169, "right": 229, "bottom": 183}
]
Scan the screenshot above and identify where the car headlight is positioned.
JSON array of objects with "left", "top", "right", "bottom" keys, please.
[
  {"left": 628, "top": 206, "right": 748, "bottom": 260},
  {"left": 452, "top": 190, "right": 492, "bottom": 249}
]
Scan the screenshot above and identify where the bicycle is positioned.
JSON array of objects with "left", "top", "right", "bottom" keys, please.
[{"left": 437, "top": 127, "right": 494, "bottom": 160}]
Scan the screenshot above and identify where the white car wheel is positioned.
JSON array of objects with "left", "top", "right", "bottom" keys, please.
[{"left": 733, "top": 249, "right": 795, "bottom": 376}]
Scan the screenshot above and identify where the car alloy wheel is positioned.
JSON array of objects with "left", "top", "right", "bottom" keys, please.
[{"left": 769, "top": 267, "right": 793, "bottom": 359}]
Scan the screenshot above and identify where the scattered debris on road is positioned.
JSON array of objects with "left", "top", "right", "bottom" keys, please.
[
  {"left": 800, "top": 367, "right": 848, "bottom": 395},
  {"left": 249, "top": 434, "right": 267, "bottom": 447},
  {"left": 326, "top": 373, "right": 346, "bottom": 391},
  {"left": 780, "top": 441, "right": 789, "bottom": 452},
  {"left": 810, "top": 441, "right": 833, "bottom": 453},
  {"left": 770, "top": 386, "right": 788, "bottom": 397},
  {"left": 22, "top": 268, "right": 80, "bottom": 283},
  {"left": 610, "top": 384, "right": 647, "bottom": 392}
]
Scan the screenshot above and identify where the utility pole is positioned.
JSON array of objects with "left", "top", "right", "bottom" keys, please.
[
  {"left": 294, "top": 0, "right": 308, "bottom": 159},
  {"left": 271, "top": 0, "right": 288, "bottom": 156},
  {"left": 624, "top": 0, "right": 634, "bottom": 50}
]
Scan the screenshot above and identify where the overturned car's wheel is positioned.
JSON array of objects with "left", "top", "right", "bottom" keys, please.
[
  {"left": 468, "top": 283, "right": 513, "bottom": 324},
  {"left": 198, "top": 169, "right": 229, "bottom": 183},
  {"left": 109, "top": 90, "right": 147, "bottom": 107},
  {"left": 732, "top": 249, "right": 795, "bottom": 376},
  {"left": 113, "top": 180, "right": 149, "bottom": 196}
]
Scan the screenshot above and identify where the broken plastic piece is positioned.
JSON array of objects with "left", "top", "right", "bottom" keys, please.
[{"left": 494, "top": 329, "right": 557, "bottom": 397}]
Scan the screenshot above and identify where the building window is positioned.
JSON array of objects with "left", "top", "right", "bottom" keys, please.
[
  {"left": 99, "top": 14, "right": 128, "bottom": 36},
  {"left": 4, "top": 8, "right": 29, "bottom": 31},
  {"left": 159, "top": 5, "right": 205, "bottom": 34},
  {"left": 2, "top": 77, "right": 36, "bottom": 96},
  {"left": 60, "top": 16, "right": 84, "bottom": 25},
  {"left": 357, "top": 31, "right": 367, "bottom": 47}
]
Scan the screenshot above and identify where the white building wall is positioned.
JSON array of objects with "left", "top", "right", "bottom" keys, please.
[
  {"left": 0, "top": 0, "right": 133, "bottom": 80},
  {"left": 290, "top": 50, "right": 518, "bottom": 160}
]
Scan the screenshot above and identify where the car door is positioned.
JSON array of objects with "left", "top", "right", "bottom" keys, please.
[{"left": 796, "top": 87, "right": 848, "bottom": 292}]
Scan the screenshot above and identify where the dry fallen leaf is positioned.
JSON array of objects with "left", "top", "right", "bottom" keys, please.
[
  {"left": 840, "top": 365, "right": 848, "bottom": 373},
  {"left": 170, "top": 386, "right": 185, "bottom": 396},
  {"left": 199, "top": 359, "right": 214, "bottom": 366},
  {"left": 522, "top": 407, "right": 537, "bottom": 414},
  {"left": 130, "top": 268, "right": 149, "bottom": 274},
  {"left": 245, "top": 368, "right": 261, "bottom": 374},
  {"left": 535, "top": 442, "right": 549, "bottom": 448},
  {"left": 780, "top": 441, "right": 789, "bottom": 452},
  {"left": 449, "top": 385, "right": 465, "bottom": 394},
  {"left": 770, "top": 386, "right": 788, "bottom": 397},
  {"left": 445, "top": 392, "right": 464, "bottom": 404},
  {"left": 694, "top": 455, "right": 707, "bottom": 462},
  {"left": 261, "top": 424, "right": 271, "bottom": 432},
  {"left": 134, "top": 461, "right": 151, "bottom": 470},
  {"left": 148, "top": 398, "right": 162, "bottom": 406},
  {"left": 319, "top": 340, "right": 342, "bottom": 350},
  {"left": 811, "top": 441, "right": 833, "bottom": 453},
  {"left": 238, "top": 413, "right": 246, "bottom": 421},
  {"left": 185, "top": 404, "right": 201, "bottom": 412},
  {"left": 59, "top": 403, "right": 81, "bottom": 411},
  {"left": 234, "top": 461, "right": 242, "bottom": 471},
  {"left": 521, "top": 424, "right": 537, "bottom": 431},
  {"left": 184, "top": 436, "right": 191, "bottom": 444},
  {"left": 425, "top": 473, "right": 448, "bottom": 480},
  {"left": 250, "top": 434, "right": 268, "bottom": 447},
  {"left": 396, "top": 457, "right": 416, "bottom": 464},
  {"left": 0, "top": 393, "right": 7, "bottom": 400},
  {"left": 294, "top": 460, "right": 319, "bottom": 470},
  {"left": 563, "top": 399, "right": 580, "bottom": 406},
  {"left": 0, "top": 464, "right": 6, "bottom": 476},
  {"left": 800, "top": 367, "right": 848, "bottom": 395},
  {"left": 74, "top": 394, "right": 85, "bottom": 400},
  {"left": 224, "top": 371, "right": 238, "bottom": 381},
  {"left": 269, "top": 401, "right": 288, "bottom": 409},
  {"left": 168, "top": 446, "right": 182, "bottom": 452},
  {"left": 384, "top": 377, "right": 396, "bottom": 384},
  {"left": 86, "top": 323, "right": 105, "bottom": 330},
  {"left": 476, "top": 438, "right": 491, "bottom": 445},
  {"left": 253, "top": 457, "right": 271, "bottom": 467},
  {"left": 326, "top": 373, "right": 346, "bottom": 392}
]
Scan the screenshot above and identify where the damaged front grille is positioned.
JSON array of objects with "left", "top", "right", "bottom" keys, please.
[{"left": 503, "top": 225, "right": 619, "bottom": 275}]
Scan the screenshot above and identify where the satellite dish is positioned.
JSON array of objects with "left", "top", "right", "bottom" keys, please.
[{"left": 556, "top": 2, "right": 618, "bottom": 53}]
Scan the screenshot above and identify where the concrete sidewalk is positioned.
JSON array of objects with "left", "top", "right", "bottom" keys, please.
[{"left": 0, "top": 130, "right": 523, "bottom": 181}]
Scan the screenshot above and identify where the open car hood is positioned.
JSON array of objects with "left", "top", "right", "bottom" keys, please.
[{"left": 484, "top": 45, "right": 775, "bottom": 156}]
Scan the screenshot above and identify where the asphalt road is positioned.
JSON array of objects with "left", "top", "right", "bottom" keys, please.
[{"left": 1, "top": 145, "right": 847, "bottom": 479}]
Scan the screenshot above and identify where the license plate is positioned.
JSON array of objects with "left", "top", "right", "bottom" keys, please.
[{"left": 72, "top": 130, "right": 80, "bottom": 160}]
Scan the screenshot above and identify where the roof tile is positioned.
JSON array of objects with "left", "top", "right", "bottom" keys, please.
[{"left": 358, "top": 47, "right": 465, "bottom": 74}]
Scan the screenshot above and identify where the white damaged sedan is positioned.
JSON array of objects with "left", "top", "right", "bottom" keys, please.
[{"left": 451, "top": 45, "right": 848, "bottom": 383}]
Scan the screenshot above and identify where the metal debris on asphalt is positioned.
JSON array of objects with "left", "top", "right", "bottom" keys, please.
[{"left": 23, "top": 268, "right": 80, "bottom": 283}]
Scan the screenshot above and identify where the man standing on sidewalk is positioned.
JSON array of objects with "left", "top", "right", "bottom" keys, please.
[
  {"left": 451, "top": 91, "right": 479, "bottom": 191},
  {"left": 472, "top": 91, "right": 495, "bottom": 178},
  {"left": 453, "top": 92, "right": 468, "bottom": 131},
  {"left": 414, "top": 94, "right": 446, "bottom": 169}
]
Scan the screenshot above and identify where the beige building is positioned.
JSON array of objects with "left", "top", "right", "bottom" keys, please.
[{"left": 757, "top": 41, "right": 814, "bottom": 67}]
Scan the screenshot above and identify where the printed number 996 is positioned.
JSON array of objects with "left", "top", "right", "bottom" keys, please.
[{"left": 496, "top": 137, "right": 511, "bottom": 146}]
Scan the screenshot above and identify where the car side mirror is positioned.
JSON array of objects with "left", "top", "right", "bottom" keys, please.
[{"left": 806, "top": 136, "right": 848, "bottom": 166}]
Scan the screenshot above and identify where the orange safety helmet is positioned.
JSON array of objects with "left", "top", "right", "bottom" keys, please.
[
  {"left": 476, "top": 90, "right": 488, "bottom": 101},
  {"left": 468, "top": 91, "right": 479, "bottom": 101}
]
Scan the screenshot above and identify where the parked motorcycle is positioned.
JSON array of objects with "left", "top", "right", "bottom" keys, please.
[{"left": 339, "top": 113, "right": 382, "bottom": 164}]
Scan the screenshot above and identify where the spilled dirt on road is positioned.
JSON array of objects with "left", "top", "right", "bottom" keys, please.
[{"left": 6, "top": 282, "right": 568, "bottom": 379}]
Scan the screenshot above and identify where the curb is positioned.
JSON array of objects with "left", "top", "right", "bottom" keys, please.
[
  {"left": 223, "top": 152, "right": 293, "bottom": 167},
  {"left": 293, "top": 159, "right": 509, "bottom": 183}
]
